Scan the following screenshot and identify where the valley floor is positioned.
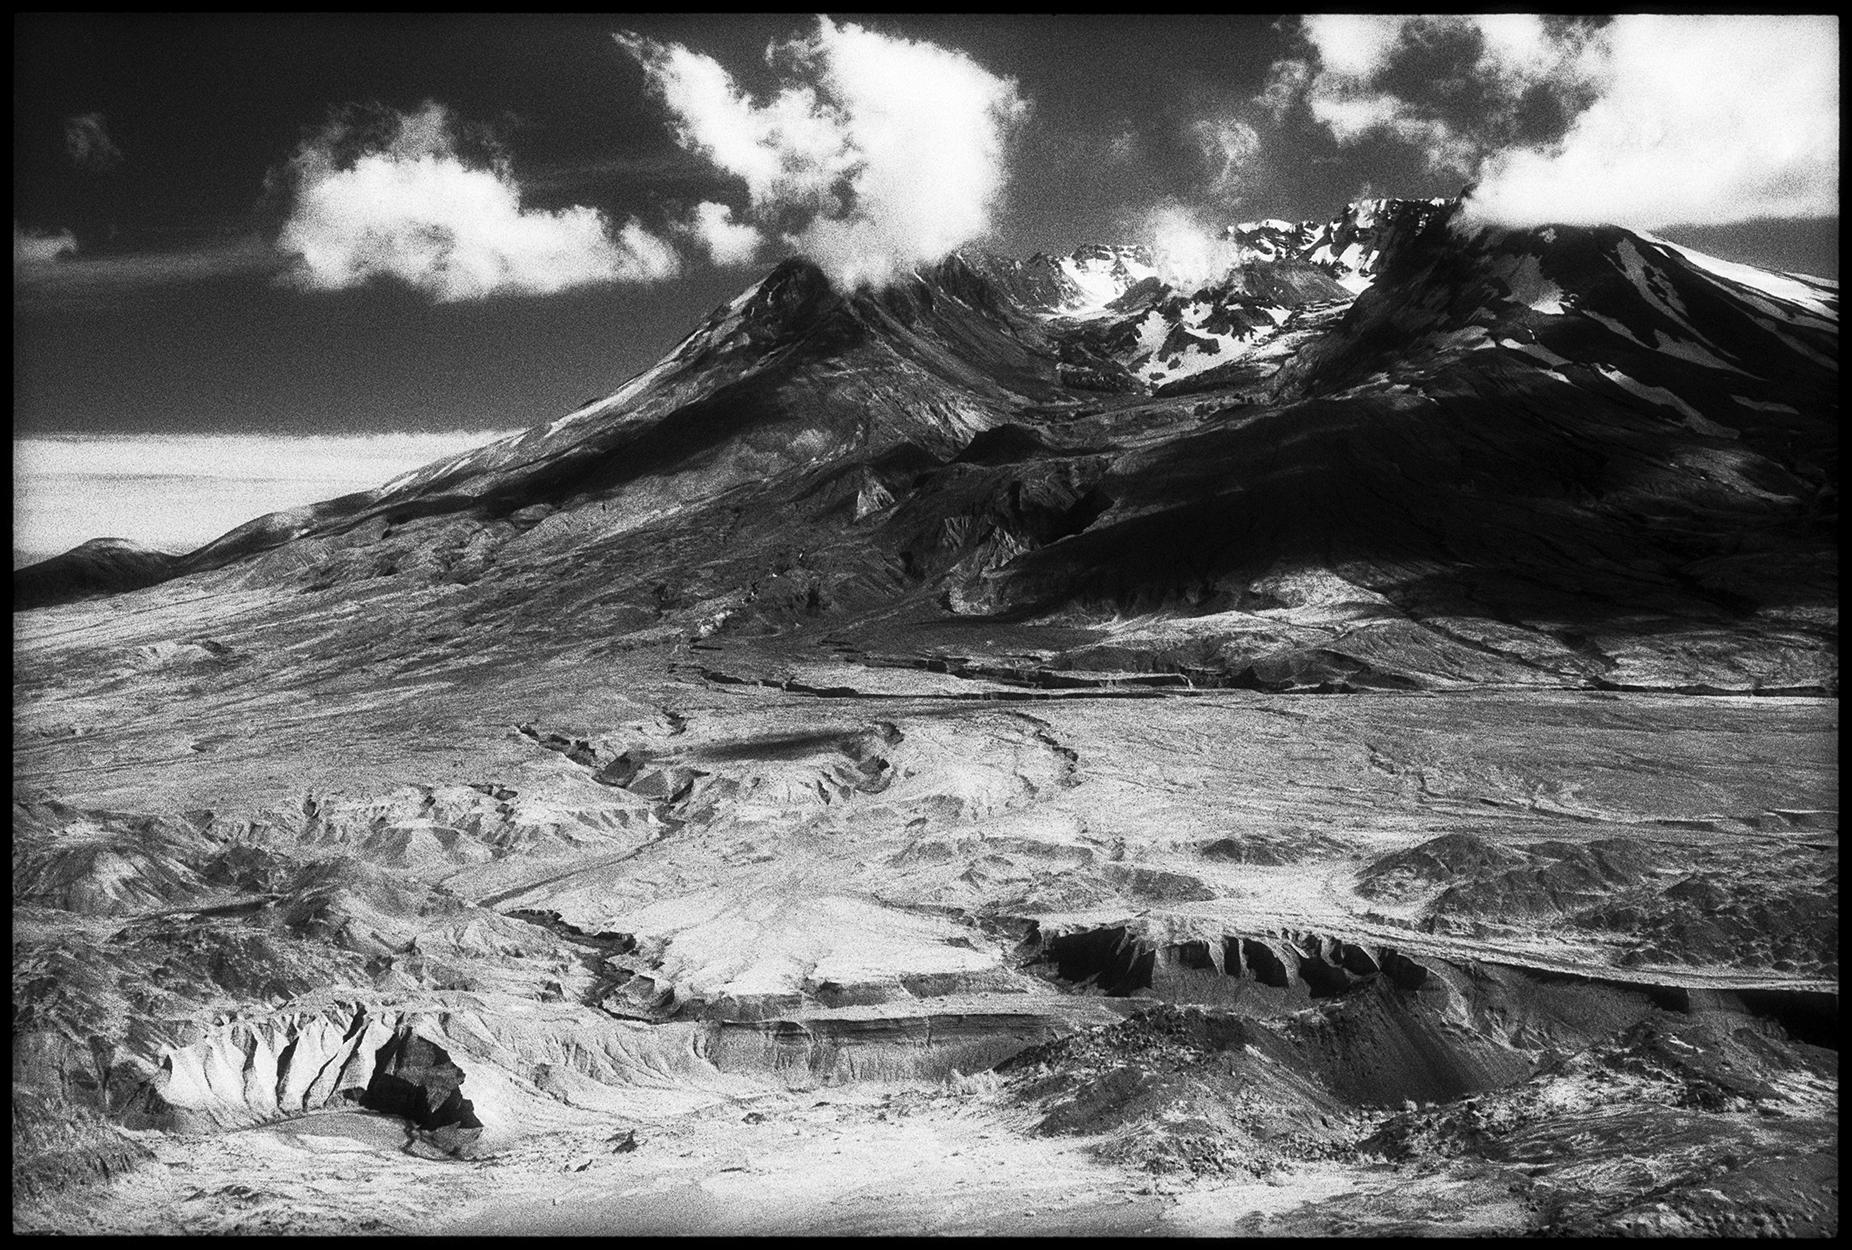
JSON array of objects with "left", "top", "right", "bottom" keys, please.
[
  {"left": 20, "top": 1053, "right": 1834, "bottom": 1239},
  {"left": 12, "top": 584, "right": 1838, "bottom": 1239},
  {"left": 8, "top": 1083, "right": 1537, "bottom": 1237}
]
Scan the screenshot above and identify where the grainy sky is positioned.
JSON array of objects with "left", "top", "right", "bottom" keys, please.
[{"left": 11, "top": 13, "right": 1840, "bottom": 560}]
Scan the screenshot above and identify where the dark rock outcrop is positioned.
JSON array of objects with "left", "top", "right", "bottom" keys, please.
[{"left": 365, "top": 1031, "right": 484, "bottom": 1159}]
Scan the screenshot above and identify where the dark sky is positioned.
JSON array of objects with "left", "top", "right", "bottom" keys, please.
[{"left": 13, "top": 13, "right": 1840, "bottom": 440}]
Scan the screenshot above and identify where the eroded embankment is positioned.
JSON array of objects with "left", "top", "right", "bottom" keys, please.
[
  {"left": 21, "top": 837, "right": 1831, "bottom": 1199},
  {"left": 122, "top": 1006, "right": 485, "bottom": 1158},
  {"left": 12, "top": 897, "right": 1838, "bottom": 1239},
  {"left": 505, "top": 905, "right": 1132, "bottom": 1083},
  {"left": 1012, "top": 917, "right": 1837, "bottom": 1106},
  {"left": 989, "top": 917, "right": 1838, "bottom": 1235}
]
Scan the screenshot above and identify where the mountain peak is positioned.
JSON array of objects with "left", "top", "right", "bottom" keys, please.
[
  {"left": 14, "top": 194, "right": 1836, "bottom": 624},
  {"left": 736, "top": 257, "right": 840, "bottom": 328}
]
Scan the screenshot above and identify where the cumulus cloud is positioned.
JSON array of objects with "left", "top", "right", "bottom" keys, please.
[
  {"left": 1469, "top": 13, "right": 1558, "bottom": 79},
  {"left": 1466, "top": 15, "right": 1839, "bottom": 229},
  {"left": 1267, "top": 14, "right": 1838, "bottom": 230},
  {"left": 13, "top": 224, "right": 79, "bottom": 266},
  {"left": 619, "top": 17, "right": 1028, "bottom": 289},
  {"left": 64, "top": 113, "right": 124, "bottom": 171},
  {"left": 683, "top": 200, "right": 765, "bottom": 267},
  {"left": 1299, "top": 14, "right": 1408, "bottom": 80},
  {"left": 1311, "top": 93, "right": 1477, "bottom": 173},
  {"left": 274, "top": 101, "right": 682, "bottom": 301},
  {"left": 1281, "top": 15, "right": 1594, "bottom": 176}
]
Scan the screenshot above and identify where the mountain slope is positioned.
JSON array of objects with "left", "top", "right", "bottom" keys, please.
[{"left": 15, "top": 201, "right": 1838, "bottom": 695}]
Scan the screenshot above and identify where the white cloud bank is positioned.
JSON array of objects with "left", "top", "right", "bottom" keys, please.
[
  {"left": 276, "top": 102, "right": 681, "bottom": 301},
  {"left": 1282, "top": 15, "right": 1597, "bottom": 176},
  {"left": 683, "top": 200, "right": 765, "bottom": 267},
  {"left": 619, "top": 17, "right": 1028, "bottom": 289},
  {"left": 13, "top": 430, "right": 520, "bottom": 563},
  {"left": 1269, "top": 14, "right": 1839, "bottom": 231},
  {"left": 1467, "top": 15, "right": 1840, "bottom": 229}
]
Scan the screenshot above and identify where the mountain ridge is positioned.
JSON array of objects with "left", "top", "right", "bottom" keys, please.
[{"left": 14, "top": 196, "right": 1838, "bottom": 698}]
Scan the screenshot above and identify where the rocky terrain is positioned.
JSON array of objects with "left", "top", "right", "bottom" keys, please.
[{"left": 13, "top": 198, "right": 1838, "bottom": 1236}]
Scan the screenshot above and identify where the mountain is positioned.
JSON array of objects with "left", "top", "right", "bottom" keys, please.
[
  {"left": 12, "top": 536, "right": 182, "bottom": 607},
  {"left": 21, "top": 197, "right": 1835, "bottom": 694},
  {"left": 13, "top": 200, "right": 1838, "bottom": 1235}
]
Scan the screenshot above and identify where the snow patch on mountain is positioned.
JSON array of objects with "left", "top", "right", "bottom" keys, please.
[
  {"left": 1131, "top": 309, "right": 1171, "bottom": 359},
  {"left": 1496, "top": 254, "right": 1569, "bottom": 315},
  {"left": 1058, "top": 246, "right": 1158, "bottom": 311},
  {"left": 1613, "top": 238, "right": 1693, "bottom": 320},
  {"left": 1646, "top": 235, "right": 1838, "bottom": 319},
  {"left": 1732, "top": 396, "right": 1800, "bottom": 415},
  {"left": 1138, "top": 329, "right": 1246, "bottom": 386},
  {"left": 1299, "top": 196, "right": 1455, "bottom": 292},
  {"left": 1500, "top": 338, "right": 1577, "bottom": 370},
  {"left": 1593, "top": 364, "right": 1734, "bottom": 437}
]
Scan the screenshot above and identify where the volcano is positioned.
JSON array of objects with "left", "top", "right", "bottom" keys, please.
[
  {"left": 18, "top": 198, "right": 1836, "bottom": 694},
  {"left": 13, "top": 200, "right": 1839, "bottom": 1236}
]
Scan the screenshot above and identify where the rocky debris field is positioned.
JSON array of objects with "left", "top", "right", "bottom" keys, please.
[{"left": 12, "top": 592, "right": 1837, "bottom": 1234}]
